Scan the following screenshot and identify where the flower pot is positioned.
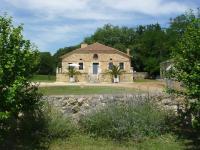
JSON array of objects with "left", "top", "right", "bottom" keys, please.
[
  {"left": 69, "top": 76, "right": 75, "bottom": 82},
  {"left": 113, "top": 75, "right": 119, "bottom": 83}
]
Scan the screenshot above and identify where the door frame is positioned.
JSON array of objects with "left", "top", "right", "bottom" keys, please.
[{"left": 92, "top": 63, "right": 99, "bottom": 74}]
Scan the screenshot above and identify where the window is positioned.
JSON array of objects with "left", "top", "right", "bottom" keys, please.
[
  {"left": 108, "top": 62, "right": 113, "bottom": 70},
  {"left": 79, "top": 62, "right": 83, "bottom": 70},
  {"left": 119, "top": 62, "right": 124, "bottom": 70},
  {"left": 93, "top": 54, "right": 98, "bottom": 60},
  {"left": 68, "top": 63, "right": 73, "bottom": 69}
]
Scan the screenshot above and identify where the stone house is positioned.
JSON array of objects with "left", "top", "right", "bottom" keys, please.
[{"left": 56, "top": 42, "right": 133, "bottom": 82}]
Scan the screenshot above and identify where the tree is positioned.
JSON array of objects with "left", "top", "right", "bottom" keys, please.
[
  {"left": 171, "top": 18, "right": 200, "bottom": 129},
  {"left": 66, "top": 67, "right": 81, "bottom": 82},
  {"left": 106, "top": 65, "right": 125, "bottom": 83},
  {"left": 134, "top": 24, "right": 170, "bottom": 77},
  {"left": 167, "top": 9, "right": 199, "bottom": 48},
  {"left": 0, "top": 15, "right": 41, "bottom": 142},
  {"left": 38, "top": 52, "right": 54, "bottom": 75}
]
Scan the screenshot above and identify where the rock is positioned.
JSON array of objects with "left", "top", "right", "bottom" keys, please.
[
  {"left": 68, "top": 97, "right": 77, "bottom": 105},
  {"left": 161, "top": 98, "right": 172, "bottom": 105},
  {"left": 77, "top": 98, "right": 84, "bottom": 106},
  {"left": 72, "top": 105, "right": 80, "bottom": 113}
]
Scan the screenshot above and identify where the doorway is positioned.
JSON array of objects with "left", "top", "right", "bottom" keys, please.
[{"left": 93, "top": 63, "right": 99, "bottom": 74}]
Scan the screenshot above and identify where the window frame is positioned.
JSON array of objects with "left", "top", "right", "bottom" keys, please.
[
  {"left": 79, "top": 62, "right": 84, "bottom": 70},
  {"left": 108, "top": 62, "right": 113, "bottom": 70},
  {"left": 119, "top": 62, "right": 124, "bottom": 70}
]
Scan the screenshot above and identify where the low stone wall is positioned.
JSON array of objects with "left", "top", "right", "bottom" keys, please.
[
  {"left": 42, "top": 93, "right": 185, "bottom": 121},
  {"left": 133, "top": 72, "right": 148, "bottom": 79}
]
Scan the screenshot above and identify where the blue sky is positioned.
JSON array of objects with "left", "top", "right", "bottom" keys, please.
[{"left": 0, "top": 0, "right": 199, "bottom": 54}]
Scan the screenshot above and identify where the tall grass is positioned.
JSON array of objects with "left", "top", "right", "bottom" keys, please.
[
  {"left": 43, "top": 104, "right": 76, "bottom": 140},
  {"left": 79, "top": 100, "right": 170, "bottom": 140},
  {"left": 0, "top": 103, "right": 76, "bottom": 149}
]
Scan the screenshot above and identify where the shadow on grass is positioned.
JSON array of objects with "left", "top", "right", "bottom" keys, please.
[
  {"left": 173, "top": 126, "right": 200, "bottom": 150},
  {"left": 1, "top": 111, "right": 49, "bottom": 150}
]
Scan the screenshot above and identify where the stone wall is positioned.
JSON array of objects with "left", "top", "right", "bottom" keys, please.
[
  {"left": 133, "top": 72, "right": 148, "bottom": 79},
  {"left": 42, "top": 93, "right": 185, "bottom": 121}
]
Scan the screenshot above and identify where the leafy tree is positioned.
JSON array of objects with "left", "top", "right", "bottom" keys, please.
[
  {"left": 135, "top": 24, "right": 170, "bottom": 77},
  {"left": 0, "top": 15, "right": 41, "bottom": 143},
  {"left": 171, "top": 18, "right": 200, "bottom": 129},
  {"left": 167, "top": 9, "right": 199, "bottom": 48},
  {"left": 38, "top": 52, "right": 54, "bottom": 75}
]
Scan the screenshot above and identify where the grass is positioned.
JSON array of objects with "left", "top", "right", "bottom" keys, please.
[
  {"left": 31, "top": 75, "right": 56, "bottom": 82},
  {"left": 49, "top": 134, "right": 185, "bottom": 150},
  {"left": 39, "top": 86, "right": 140, "bottom": 95}
]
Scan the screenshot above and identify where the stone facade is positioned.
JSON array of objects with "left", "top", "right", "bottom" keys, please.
[{"left": 56, "top": 43, "right": 133, "bottom": 82}]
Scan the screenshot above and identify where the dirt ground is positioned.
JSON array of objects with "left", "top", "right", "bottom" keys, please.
[{"left": 38, "top": 80, "right": 166, "bottom": 93}]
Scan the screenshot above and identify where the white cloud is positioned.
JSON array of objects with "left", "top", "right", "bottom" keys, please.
[
  {"left": 4, "top": 0, "right": 192, "bottom": 20},
  {"left": 24, "top": 22, "right": 105, "bottom": 51},
  {"left": 2, "top": 0, "right": 195, "bottom": 52},
  {"left": 101, "top": 0, "right": 189, "bottom": 15}
]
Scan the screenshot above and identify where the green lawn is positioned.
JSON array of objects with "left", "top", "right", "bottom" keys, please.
[
  {"left": 49, "top": 134, "right": 185, "bottom": 150},
  {"left": 39, "top": 86, "right": 139, "bottom": 95},
  {"left": 31, "top": 75, "right": 56, "bottom": 82}
]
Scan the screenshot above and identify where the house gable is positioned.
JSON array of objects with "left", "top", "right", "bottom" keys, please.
[{"left": 60, "top": 42, "right": 131, "bottom": 60}]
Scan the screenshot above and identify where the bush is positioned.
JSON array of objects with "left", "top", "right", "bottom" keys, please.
[
  {"left": 0, "top": 103, "right": 76, "bottom": 149},
  {"left": 80, "top": 100, "right": 170, "bottom": 140},
  {"left": 43, "top": 104, "right": 76, "bottom": 140}
]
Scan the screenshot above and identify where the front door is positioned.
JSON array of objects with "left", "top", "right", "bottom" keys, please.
[{"left": 93, "top": 63, "right": 99, "bottom": 74}]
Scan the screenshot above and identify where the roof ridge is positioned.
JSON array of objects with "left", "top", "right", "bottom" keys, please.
[{"left": 60, "top": 42, "right": 131, "bottom": 59}]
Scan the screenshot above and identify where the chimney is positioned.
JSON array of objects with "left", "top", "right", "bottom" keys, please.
[
  {"left": 81, "top": 43, "right": 88, "bottom": 48},
  {"left": 126, "top": 48, "right": 130, "bottom": 55}
]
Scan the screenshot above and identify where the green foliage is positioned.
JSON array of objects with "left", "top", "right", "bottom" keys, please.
[
  {"left": 0, "top": 14, "right": 41, "bottom": 143},
  {"left": 43, "top": 104, "right": 76, "bottom": 140},
  {"left": 106, "top": 64, "right": 125, "bottom": 78},
  {"left": 0, "top": 103, "right": 76, "bottom": 149},
  {"left": 134, "top": 24, "right": 170, "bottom": 77},
  {"left": 67, "top": 67, "right": 81, "bottom": 78},
  {"left": 80, "top": 100, "right": 170, "bottom": 140},
  {"left": 171, "top": 17, "right": 200, "bottom": 129},
  {"left": 38, "top": 52, "right": 55, "bottom": 75}
]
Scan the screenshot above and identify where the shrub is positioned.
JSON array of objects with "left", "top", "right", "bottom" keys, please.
[
  {"left": 0, "top": 103, "right": 76, "bottom": 149},
  {"left": 43, "top": 104, "right": 76, "bottom": 140},
  {"left": 80, "top": 100, "right": 170, "bottom": 140}
]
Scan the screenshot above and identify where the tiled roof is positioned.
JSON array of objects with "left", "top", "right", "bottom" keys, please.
[
  {"left": 80, "top": 42, "right": 117, "bottom": 51},
  {"left": 60, "top": 42, "right": 131, "bottom": 58}
]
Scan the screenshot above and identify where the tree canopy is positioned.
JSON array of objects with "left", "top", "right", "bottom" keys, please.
[
  {"left": 171, "top": 17, "right": 200, "bottom": 129},
  {"left": 38, "top": 52, "right": 54, "bottom": 75},
  {"left": 0, "top": 15, "right": 41, "bottom": 142}
]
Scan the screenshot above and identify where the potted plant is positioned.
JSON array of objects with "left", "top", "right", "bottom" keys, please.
[
  {"left": 106, "top": 65, "right": 125, "bottom": 83},
  {"left": 67, "top": 67, "right": 81, "bottom": 82}
]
